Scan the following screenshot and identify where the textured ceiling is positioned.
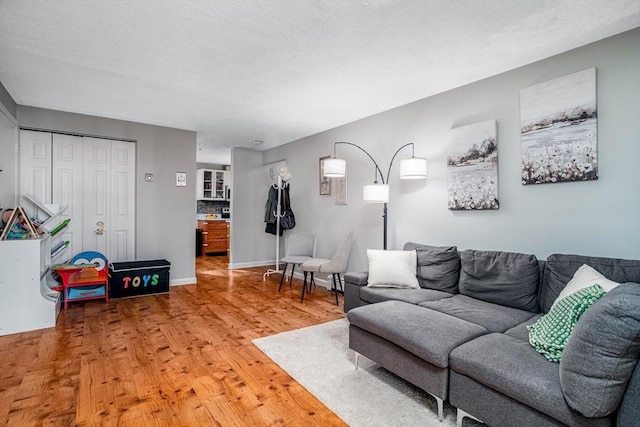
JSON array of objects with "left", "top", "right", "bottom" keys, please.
[{"left": 1, "top": 0, "right": 638, "bottom": 164}]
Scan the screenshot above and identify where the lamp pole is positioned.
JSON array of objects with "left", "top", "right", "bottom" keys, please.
[{"left": 331, "top": 142, "right": 416, "bottom": 250}]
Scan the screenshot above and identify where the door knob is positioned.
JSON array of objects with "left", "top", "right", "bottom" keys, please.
[{"left": 95, "top": 221, "right": 105, "bottom": 235}]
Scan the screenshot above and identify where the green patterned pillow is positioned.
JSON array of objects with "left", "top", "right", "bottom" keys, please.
[{"left": 528, "top": 283, "right": 606, "bottom": 362}]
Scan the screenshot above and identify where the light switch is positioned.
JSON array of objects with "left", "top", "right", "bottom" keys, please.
[{"left": 176, "top": 172, "right": 187, "bottom": 187}]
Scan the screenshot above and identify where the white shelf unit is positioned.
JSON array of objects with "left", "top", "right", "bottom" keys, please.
[
  {"left": 22, "top": 194, "right": 70, "bottom": 261},
  {"left": 22, "top": 194, "right": 67, "bottom": 231},
  {"left": 0, "top": 237, "right": 60, "bottom": 336}
]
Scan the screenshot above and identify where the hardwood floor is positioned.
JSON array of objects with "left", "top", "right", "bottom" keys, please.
[{"left": 0, "top": 255, "right": 347, "bottom": 426}]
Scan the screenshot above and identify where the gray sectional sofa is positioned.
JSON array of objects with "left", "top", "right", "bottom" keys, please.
[{"left": 344, "top": 243, "right": 640, "bottom": 426}]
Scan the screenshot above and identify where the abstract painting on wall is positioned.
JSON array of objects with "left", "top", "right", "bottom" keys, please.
[
  {"left": 520, "top": 68, "right": 597, "bottom": 185},
  {"left": 447, "top": 119, "right": 499, "bottom": 210}
]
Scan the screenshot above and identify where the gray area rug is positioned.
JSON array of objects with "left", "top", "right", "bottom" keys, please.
[{"left": 253, "top": 318, "right": 473, "bottom": 427}]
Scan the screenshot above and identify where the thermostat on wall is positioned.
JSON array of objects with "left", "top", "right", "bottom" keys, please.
[{"left": 176, "top": 172, "right": 187, "bottom": 187}]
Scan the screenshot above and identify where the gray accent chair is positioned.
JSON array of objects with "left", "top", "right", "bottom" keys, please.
[
  {"left": 301, "top": 231, "right": 353, "bottom": 305},
  {"left": 278, "top": 233, "right": 317, "bottom": 292}
]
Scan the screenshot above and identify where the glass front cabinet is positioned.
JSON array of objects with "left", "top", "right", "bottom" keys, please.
[{"left": 197, "top": 169, "right": 230, "bottom": 201}]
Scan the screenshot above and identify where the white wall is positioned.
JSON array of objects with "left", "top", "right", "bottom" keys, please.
[
  {"left": 235, "top": 28, "right": 640, "bottom": 273},
  {"left": 16, "top": 107, "right": 198, "bottom": 285},
  {"left": 229, "top": 147, "right": 289, "bottom": 268}
]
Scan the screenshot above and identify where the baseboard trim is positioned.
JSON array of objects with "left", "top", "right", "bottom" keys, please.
[
  {"left": 170, "top": 277, "right": 196, "bottom": 286},
  {"left": 229, "top": 260, "right": 274, "bottom": 269},
  {"left": 223, "top": 262, "right": 340, "bottom": 291}
]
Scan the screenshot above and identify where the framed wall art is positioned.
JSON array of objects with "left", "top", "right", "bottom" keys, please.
[
  {"left": 520, "top": 67, "right": 597, "bottom": 185},
  {"left": 335, "top": 172, "right": 347, "bottom": 205},
  {"left": 319, "top": 155, "right": 332, "bottom": 195},
  {"left": 447, "top": 119, "right": 499, "bottom": 210}
]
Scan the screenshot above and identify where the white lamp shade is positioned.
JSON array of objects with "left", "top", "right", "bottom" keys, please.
[
  {"left": 400, "top": 157, "right": 428, "bottom": 179},
  {"left": 323, "top": 158, "right": 346, "bottom": 177},
  {"left": 363, "top": 184, "right": 389, "bottom": 203}
]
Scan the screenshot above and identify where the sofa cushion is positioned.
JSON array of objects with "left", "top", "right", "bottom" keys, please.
[
  {"left": 419, "top": 294, "right": 537, "bottom": 333},
  {"left": 528, "top": 284, "right": 606, "bottom": 362},
  {"left": 366, "top": 249, "right": 419, "bottom": 288},
  {"left": 617, "top": 359, "right": 640, "bottom": 426},
  {"left": 404, "top": 242, "right": 460, "bottom": 293},
  {"left": 560, "top": 282, "right": 640, "bottom": 418},
  {"left": 360, "top": 287, "right": 454, "bottom": 305},
  {"left": 347, "top": 300, "right": 486, "bottom": 367},
  {"left": 458, "top": 249, "right": 539, "bottom": 311},
  {"left": 551, "top": 264, "right": 620, "bottom": 309},
  {"left": 504, "top": 314, "right": 543, "bottom": 342},
  {"left": 450, "top": 333, "right": 583, "bottom": 426},
  {"left": 541, "top": 254, "right": 640, "bottom": 314}
]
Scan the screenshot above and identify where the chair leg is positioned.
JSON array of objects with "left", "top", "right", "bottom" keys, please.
[
  {"left": 278, "top": 263, "right": 288, "bottom": 292},
  {"left": 337, "top": 273, "right": 344, "bottom": 293},
  {"left": 289, "top": 264, "right": 295, "bottom": 286},
  {"left": 301, "top": 271, "right": 308, "bottom": 303},
  {"left": 332, "top": 273, "right": 339, "bottom": 306}
]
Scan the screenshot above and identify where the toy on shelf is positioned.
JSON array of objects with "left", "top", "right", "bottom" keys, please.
[
  {"left": 51, "top": 240, "right": 70, "bottom": 259},
  {"left": 49, "top": 219, "right": 71, "bottom": 236},
  {"left": 0, "top": 206, "right": 39, "bottom": 240}
]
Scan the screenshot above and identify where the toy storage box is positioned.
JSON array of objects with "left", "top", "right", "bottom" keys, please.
[{"left": 108, "top": 259, "right": 170, "bottom": 298}]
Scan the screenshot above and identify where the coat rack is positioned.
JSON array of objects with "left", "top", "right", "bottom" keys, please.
[{"left": 263, "top": 166, "right": 289, "bottom": 281}]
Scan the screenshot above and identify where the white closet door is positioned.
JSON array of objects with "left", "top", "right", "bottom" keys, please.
[
  {"left": 109, "top": 140, "right": 135, "bottom": 262},
  {"left": 19, "top": 130, "right": 52, "bottom": 205},
  {"left": 82, "top": 137, "right": 110, "bottom": 256},
  {"left": 82, "top": 137, "right": 135, "bottom": 262},
  {"left": 52, "top": 133, "right": 84, "bottom": 258},
  {"left": 20, "top": 131, "right": 135, "bottom": 263}
]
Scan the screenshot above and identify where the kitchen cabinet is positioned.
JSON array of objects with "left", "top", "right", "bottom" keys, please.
[
  {"left": 197, "top": 169, "right": 230, "bottom": 201},
  {"left": 197, "top": 220, "right": 229, "bottom": 255}
]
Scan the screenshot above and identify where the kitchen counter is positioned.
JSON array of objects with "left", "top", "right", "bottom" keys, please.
[{"left": 196, "top": 214, "right": 229, "bottom": 221}]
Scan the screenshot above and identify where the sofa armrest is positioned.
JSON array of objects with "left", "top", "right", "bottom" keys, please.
[
  {"left": 345, "top": 271, "right": 369, "bottom": 286},
  {"left": 344, "top": 271, "right": 369, "bottom": 313}
]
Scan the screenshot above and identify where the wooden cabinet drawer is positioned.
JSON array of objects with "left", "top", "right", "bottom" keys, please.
[
  {"left": 208, "top": 228, "right": 228, "bottom": 239},
  {"left": 205, "top": 240, "right": 227, "bottom": 252},
  {"left": 198, "top": 220, "right": 229, "bottom": 254}
]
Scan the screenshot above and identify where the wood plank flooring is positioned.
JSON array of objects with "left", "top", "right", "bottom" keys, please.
[{"left": 0, "top": 256, "right": 347, "bottom": 426}]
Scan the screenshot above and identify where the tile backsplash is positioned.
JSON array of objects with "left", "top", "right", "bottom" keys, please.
[{"left": 197, "top": 200, "right": 230, "bottom": 214}]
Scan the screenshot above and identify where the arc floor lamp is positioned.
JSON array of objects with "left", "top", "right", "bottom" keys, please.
[{"left": 323, "top": 142, "right": 427, "bottom": 250}]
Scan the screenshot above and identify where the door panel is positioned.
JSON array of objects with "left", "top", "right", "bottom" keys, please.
[
  {"left": 83, "top": 137, "right": 110, "bottom": 256},
  {"left": 52, "top": 134, "right": 84, "bottom": 258},
  {"left": 19, "top": 130, "right": 52, "bottom": 206},
  {"left": 109, "top": 141, "right": 135, "bottom": 261}
]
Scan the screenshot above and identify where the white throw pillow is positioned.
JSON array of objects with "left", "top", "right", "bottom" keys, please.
[
  {"left": 551, "top": 264, "right": 620, "bottom": 308},
  {"left": 367, "top": 249, "right": 419, "bottom": 289}
]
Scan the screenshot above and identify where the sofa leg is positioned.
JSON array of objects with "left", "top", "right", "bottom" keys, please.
[
  {"left": 456, "top": 408, "right": 482, "bottom": 427},
  {"left": 435, "top": 396, "right": 444, "bottom": 422}
]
